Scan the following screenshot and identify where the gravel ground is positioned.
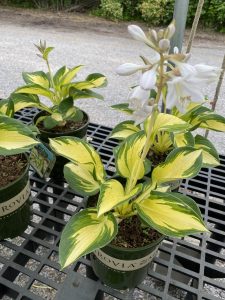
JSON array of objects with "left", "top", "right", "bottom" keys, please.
[
  {"left": 0, "top": 7, "right": 225, "bottom": 153},
  {"left": 0, "top": 7, "right": 225, "bottom": 300}
]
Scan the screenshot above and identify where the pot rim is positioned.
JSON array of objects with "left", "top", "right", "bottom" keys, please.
[
  {"left": 107, "top": 233, "right": 164, "bottom": 253},
  {"left": 0, "top": 153, "right": 29, "bottom": 191},
  {"left": 33, "top": 109, "right": 89, "bottom": 135}
]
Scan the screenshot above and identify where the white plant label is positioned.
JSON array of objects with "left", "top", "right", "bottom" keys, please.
[
  {"left": 0, "top": 181, "right": 30, "bottom": 218},
  {"left": 93, "top": 247, "right": 159, "bottom": 271}
]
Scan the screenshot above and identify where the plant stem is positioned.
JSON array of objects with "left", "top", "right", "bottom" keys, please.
[{"left": 46, "top": 59, "right": 60, "bottom": 105}]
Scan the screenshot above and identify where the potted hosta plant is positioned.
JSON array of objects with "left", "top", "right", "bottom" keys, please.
[
  {"left": 0, "top": 104, "right": 39, "bottom": 239},
  {"left": 8, "top": 41, "right": 107, "bottom": 178},
  {"left": 45, "top": 22, "right": 224, "bottom": 290}
]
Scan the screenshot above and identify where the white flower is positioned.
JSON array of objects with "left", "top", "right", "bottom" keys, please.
[
  {"left": 166, "top": 76, "right": 205, "bottom": 113},
  {"left": 128, "top": 86, "right": 152, "bottom": 124},
  {"left": 116, "top": 63, "right": 148, "bottom": 76},
  {"left": 194, "top": 64, "right": 221, "bottom": 83},
  {"left": 140, "top": 66, "right": 157, "bottom": 90}
]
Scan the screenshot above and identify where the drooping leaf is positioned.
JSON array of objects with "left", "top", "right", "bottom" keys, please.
[
  {"left": 49, "top": 137, "right": 106, "bottom": 182},
  {"left": 115, "top": 131, "right": 146, "bottom": 179},
  {"left": 85, "top": 73, "right": 108, "bottom": 88},
  {"left": 136, "top": 191, "right": 208, "bottom": 237},
  {"left": 111, "top": 103, "right": 134, "bottom": 115},
  {"left": 110, "top": 120, "right": 140, "bottom": 140},
  {"left": 69, "top": 87, "right": 104, "bottom": 100},
  {"left": 0, "top": 116, "right": 39, "bottom": 155},
  {"left": 97, "top": 179, "right": 142, "bottom": 217},
  {"left": 64, "top": 162, "right": 100, "bottom": 196},
  {"left": 198, "top": 113, "right": 225, "bottom": 132},
  {"left": 152, "top": 147, "right": 203, "bottom": 185},
  {"left": 194, "top": 134, "right": 220, "bottom": 167},
  {"left": 10, "top": 93, "right": 47, "bottom": 112},
  {"left": 15, "top": 84, "right": 55, "bottom": 99},
  {"left": 22, "top": 71, "right": 50, "bottom": 89},
  {"left": 59, "top": 208, "right": 118, "bottom": 268}
]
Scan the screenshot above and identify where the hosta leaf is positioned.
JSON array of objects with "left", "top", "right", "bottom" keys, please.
[
  {"left": 69, "top": 81, "right": 96, "bottom": 90},
  {"left": 53, "top": 66, "right": 69, "bottom": 86},
  {"left": 194, "top": 134, "right": 220, "bottom": 167},
  {"left": 64, "top": 162, "right": 100, "bottom": 196},
  {"left": 198, "top": 113, "right": 225, "bottom": 132},
  {"left": 172, "top": 132, "right": 195, "bottom": 148},
  {"left": 111, "top": 103, "right": 134, "bottom": 115},
  {"left": 152, "top": 147, "right": 203, "bottom": 185},
  {"left": 136, "top": 191, "right": 208, "bottom": 237},
  {"left": 110, "top": 121, "right": 140, "bottom": 140},
  {"left": 0, "top": 116, "right": 39, "bottom": 155},
  {"left": 10, "top": 93, "right": 47, "bottom": 112},
  {"left": 85, "top": 73, "right": 108, "bottom": 88},
  {"left": 60, "top": 65, "right": 83, "bottom": 85},
  {"left": 97, "top": 179, "right": 142, "bottom": 217},
  {"left": 69, "top": 87, "right": 104, "bottom": 100},
  {"left": 59, "top": 208, "right": 117, "bottom": 268},
  {"left": 15, "top": 84, "right": 55, "bottom": 99},
  {"left": 115, "top": 131, "right": 146, "bottom": 179},
  {"left": 49, "top": 137, "right": 106, "bottom": 182},
  {"left": 0, "top": 99, "right": 11, "bottom": 115},
  {"left": 22, "top": 71, "right": 50, "bottom": 89}
]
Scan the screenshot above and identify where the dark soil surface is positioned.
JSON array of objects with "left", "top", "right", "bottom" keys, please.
[
  {"left": 148, "top": 150, "right": 169, "bottom": 166},
  {"left": 38, "top": 119, "right": 86, "bottom": 133},
  {"left": 111, "top": 215, "right": 162, "bottom": 248},
  {"left": 0, "top": 154, "right": 27, "bottom": 188}
]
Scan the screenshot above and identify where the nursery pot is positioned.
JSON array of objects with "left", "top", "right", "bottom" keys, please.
[
  {"left": 90, "top": 235, "right": 164, "bottom": 289},
  {"left": 0, "top": 154, "right": 31, "bottom": 240},
  {"left": 33, "top": 110, "right": 89, "bottom": 179}
]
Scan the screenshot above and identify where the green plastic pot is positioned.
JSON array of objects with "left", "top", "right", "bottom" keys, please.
[
  {"left": 0, "top": 154, "right": 31, "bottom": 240},
  {"left": 90, "top": 234, "right": 164, "bottom": 289},
  {"left": 33, "top": 110, "right": 89, "bottom": 179}
]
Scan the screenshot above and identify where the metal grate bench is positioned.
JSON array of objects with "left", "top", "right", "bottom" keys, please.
[{"left": 0, "top": 108, "right": 225, "bottom": 300}]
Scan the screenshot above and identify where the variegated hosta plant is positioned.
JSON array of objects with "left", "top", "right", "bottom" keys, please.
[
  {"left": 49, "top": 133, "right": 208, "bottom": 269},
  {"left": 111, "top": 22, "right": 225, "bottom": 169},
  {"left": 2, "top": 41, "right": 107, "bottom": 130}
]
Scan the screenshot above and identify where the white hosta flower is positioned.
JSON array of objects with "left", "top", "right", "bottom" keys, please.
[
  {"left": 194, "top": 64, "right": 221, "bottom": 83},
  {"left": 166, "top": 76, "right": 205, "bottom": 113},
  {"left": 128, "top": 86, "right": 152, "bottom": 124},
  {"left": 140, "top": 66, "right": 157, "bottom": 90},
  {"left": 116, "top": 63, "right": 149, "bottom": 76},
  {"left": 128, "top": 25, "right": 154, "bottom": 47}
]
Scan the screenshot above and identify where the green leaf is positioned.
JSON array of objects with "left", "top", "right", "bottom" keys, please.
[
  {"left": 115, "top": 131, "right": 146, "bottom": 179},
  {"left": 85, "top": 73, "right": 108, "bottom": 88},
  {"left": 69, "top": 108, "right": 83, "bottom": 122},
  {"left": 198, "top": 113, "right": 225, "bottom": 132},
  {"left": 111, "top": 121, "right": 140, "bottom": 140},
  {"left": 10, "top": 93, "right": 46, "bottom": 112},
  {"left": 58, "top": 96, "right": 74, "bottom": 114},
  {"left": 194, "top": 134, "right": 220, "bottom": 167},
  {"left": 43, "top": 47, "right": 54, "bottom": 60},
  {"left": 22, "top": 71, "right": 50, "bottom": 89},
  {"left": 0, "top": 115, "right": 39, "bottom": 155},
  {"left": 43, "top": 115, "right": 60, "bottom": 129},
  {"left": 64, "top": 162, "right": 100, "bottom": 196},
  {"left": 172, "top": 132, "right": 195, "bottom": 148},
  {"left": 97, "top": 179, "right": 142, "bottom": 217},
  {"left": 69, "top": 87, "right": 104, "bottom": 100},
  {"left": 59, "top": 208, "right": 118, "bottom": 268},
  {"left": 136, "top": 191, "right": 208, "bottom": 237},
  {"left": 111, "top": 103, "right": 134, "bottom": 115},
  {"left": 152, "top": 147, "right": 203, "bottom": 185},
  {"left": 53, "top": 66, "right": 69, "bottom": 86},
  {"left": 60, "top": 65, "right": 83, "bottom": 85}
]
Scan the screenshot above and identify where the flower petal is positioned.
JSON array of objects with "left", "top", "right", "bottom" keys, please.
[
  {"left": 116, "top": 63, "right": 147, "bottom": 76},
  {"left": 140, "top": 68, "right": 157, "bottom": 90}
]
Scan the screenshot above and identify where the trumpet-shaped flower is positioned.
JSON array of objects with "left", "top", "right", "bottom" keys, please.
[{"left": 140, "top": 66, "right": 158, "bottom": 90}]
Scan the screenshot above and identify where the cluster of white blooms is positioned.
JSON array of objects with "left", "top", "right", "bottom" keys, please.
[{"left": 116, "top": 23, "right": 220, "bottom": 123}]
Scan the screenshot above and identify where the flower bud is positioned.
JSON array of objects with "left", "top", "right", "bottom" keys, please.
[
  {"left": 159, "top": 39, "right": 170, "bottom": 51},
  {"left": 149, "top": 29, "right": 158, "bottom": 44},
  {"left": 167, "top": 22, "right": 176, "bottom": 39},
  {"left": 128, "top": 25, "right": 149, "bottom": 43},
  {"left": 116, "top": 63, "right": 147, "bottom": 76},
  {"left": 158, "top": 29, "right": 165, "bottom": 39}
]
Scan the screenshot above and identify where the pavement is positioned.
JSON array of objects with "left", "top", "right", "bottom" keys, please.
[{"left": 0, "top": 7, "right": 225, "bottom": 154}]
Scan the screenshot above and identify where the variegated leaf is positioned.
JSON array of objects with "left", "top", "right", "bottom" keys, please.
[
  {"left": 152, "top": 147, "right": 203, "bottom": 185},
  {"left": 9, "top": 93, "right": 49, "bottom": 112},
  {"left": 115, "top": 131, "right": 146, "bottom": 179},
  {"left": 97, "top": 179, "right": 142, "bottom": 217},
  {"left": 198, "top": 113, "right": 225, "bottom": 132},
  {"left": 194, "top": 134, "right": 220, "bottom": 167},
  {"left": 59, "top": 208, "right": 117, "bottom": 268},
  {"left": 172, "top": 132, "right": 195, "bottom": 148},
  {"left": 111, "top": 103, "right": 134, "bottom": 115},
  {"left": 60, "top": 65, "right": 83, "bottom": 85},
  {"left": 85, "top": 73, "right": 107, "bottom": 88},
  {"left": 64, "top": 162, "right": 100, "bottom": 196},
  {"left": 0, "top": 116, "right": 39, "bottom": 155},
  {"left": 15, "top": 84, "right": 55, "bottom": 99},
  {"left": 110, "top": 121, "right": 140, "bottom": 140},
  {"left": 136, "top": 191, "right": 208, "bottom": 237},
  {"left": 22, "top": 71, "right": 50, "bottom": 89},
  {"left": 53, "top": 66, "right": 69, "bottom": 86},
  {"left": 49, "top": 137, "right": 106, "bottom": 182}
]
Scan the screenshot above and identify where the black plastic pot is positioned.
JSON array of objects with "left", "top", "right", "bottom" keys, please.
[
  {"left": 0, "top": 154, "right": 31, "bottom": 240},
  {"left": 33, "top": 110, "right": 89, "bottom": 179},
  {"left": 91, "top": 235, "right": 164, "bottom": 289}
]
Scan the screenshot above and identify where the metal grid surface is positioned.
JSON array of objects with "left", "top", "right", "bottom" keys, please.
[{"left": 0, "top": 108, "right": 225, "bottom": 300}]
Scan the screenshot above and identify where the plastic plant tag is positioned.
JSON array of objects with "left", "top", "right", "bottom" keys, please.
[{"left": 30, "top": 144, "right": 56, "bottom": 178}]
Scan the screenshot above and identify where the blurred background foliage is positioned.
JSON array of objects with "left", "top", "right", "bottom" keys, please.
[{"left": 0, "top": 0, "right": 225, "bottom": 32}]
